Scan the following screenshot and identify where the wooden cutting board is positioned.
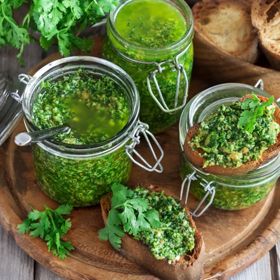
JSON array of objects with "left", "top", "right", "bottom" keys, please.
[{"left": 0, "top": 39, "right": 279, "bottom": 280}]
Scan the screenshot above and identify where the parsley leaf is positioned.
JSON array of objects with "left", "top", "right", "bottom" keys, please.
[
  {"left": 0, "top": 0, "right": 119, "bottom": 59},
  {"left": 98, "top": 183, "right": 161, "bottom": 249},
  {"left": 238, "top": 95, "right": 274, "bottom": 133},
  {"left": 17, "top": 204, "right": 74, "bottom": 259}
]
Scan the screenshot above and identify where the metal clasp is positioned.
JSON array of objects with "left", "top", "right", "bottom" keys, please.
[
  {"left": 180, "top": 172, "right": 216, "bottom": 217},
  {"left": 10, "top": 74, "right": 32, "bottom": 103},
  {"left": 126, "top": 121, "right": 164, "bottom": 173},
  {"left": 254, "top": 79, "right": 264, "bottom": 90},
  {"left": 147, "top": 58, "right": 189, "bottom": 113}
]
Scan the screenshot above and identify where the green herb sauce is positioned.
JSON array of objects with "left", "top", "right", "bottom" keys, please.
[
  {"left": 191, "top": 98, "right": 280, "bottom": 168},
  {"left": 33, "top": 146, "right": 131, "bottom": 206},
  {"left": 132, "top": 187, "right": 195, "bottom": 262},
  {"left": 114, "top": 0, "right": 187, "bottom": 48},
  {"left": 104, "top": 0, "right": 193, "bottom": 133},
  {"left": 31, "top": 70, "right": 132, "bottom": 206},
  {"left": 32, "top": 70, "right": 130, "bottom": 145},
  {"left": 181, "top": 157, "right": 275, "bottom": 210}
]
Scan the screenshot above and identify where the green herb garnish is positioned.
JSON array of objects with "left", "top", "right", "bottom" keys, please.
[
  {"left": 18, "top": 204, "right": 74, "bottom": 259},
  {"left": 238, "top": 94, "right": 274, "bottom": 133},
  {"left": 98, "top": 183, "right": 161, "bottom": 249},
  {"left": 0, "top": 0, "right": 119, "bottom": 59}
]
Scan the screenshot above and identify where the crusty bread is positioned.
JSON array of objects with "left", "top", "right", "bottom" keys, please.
[
  {"left": 100, "top": 185, "right": 205, "bottom": 280},
  {"left": 193, "top": 0, "right": 258, "bottom": 63},
  {"left": 251, "top": 0, "right": 280, "bottom": 70},
  {"left": 184, "top": 95, "right": 280, "bottom": 176}
]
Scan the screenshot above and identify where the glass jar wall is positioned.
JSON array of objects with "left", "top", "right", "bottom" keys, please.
[
  {"left": 103, "top": 0, "right": 194, "bottom": 133},
  {"left": 21, "top": 57, "right": 163, "bottom": 207},
  {"left": 179, "top": 83, "right": 280, "bottom": 212}
]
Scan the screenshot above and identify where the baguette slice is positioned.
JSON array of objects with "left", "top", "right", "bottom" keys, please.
[
  {"left": 193, "top": 0, "right": 258, "bottom": 63},
  {"left": 100, "top": 185, "right": 205, "bottom": 280},
  {"left": 251, "top": 0, "right": 280, "bottom": 70},
  {"left": 184, "top": 95, "right": 280, "bottom": 176}
]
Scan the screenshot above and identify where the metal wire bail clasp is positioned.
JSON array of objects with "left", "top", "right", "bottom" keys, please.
[
  {"left": 254, "top": 79, "right": 264, "bottom": 90},
  {"left": 126, "top": 121, "right": 164, "bottom": 173},
  {"left": 146, "top": 57, "right": 189, "bottom": 113},
  {"left": 10, "top": 74, "right": 32, "bottom": 103},
  {"left": 180, "top": 172, "right": 216, "bottom": 217}
]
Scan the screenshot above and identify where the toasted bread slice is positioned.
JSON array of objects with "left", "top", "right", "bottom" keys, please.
[
  {"left": 251, "top": 0, "right": 280, "bottom": 70},
  {"left": 193, "top": 0, "right": 258, "bottom": 63},
  {"left": 184, "top": 96, "right": 280, "bottom": 176},
  {"left": 100, "top": 185, "right": 205, "bottom": 280}
]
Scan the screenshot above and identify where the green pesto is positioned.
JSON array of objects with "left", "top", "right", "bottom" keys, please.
[
  {"left": 32, "top": 70, "right": 130, "bottom": 145},
  {"left": 190, "top": 98, "right": 280, "bottom": 168},
  {"left": 31, "top": 69, "right": 132, "bottom": 207},
  {"left": 104, "top": 0, "right": 193, "bottom": 133},
  {"left": 33, "top": 145, "right": 132, "bottom": 207},
  {"left": 180, "top": 157, "right": 275, "bottom": 210},
  {"left": 115, "top": 0, "right": 187, "bottom": 48},
  {"left": 132, "top": 187, "right": 195, "bottom": 261}
]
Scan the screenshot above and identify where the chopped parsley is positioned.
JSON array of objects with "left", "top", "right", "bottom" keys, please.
[
  {"left": 32, "top": 69, "right": 130, "bottom": 145},
  {"left": 190, "top": 95, "right": 280, "bottom": 168},
  {"left": 99, "top": 183, "right": 195, "bottom": 262}
]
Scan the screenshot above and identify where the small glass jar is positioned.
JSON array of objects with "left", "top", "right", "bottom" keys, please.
[
  {"left": 16, "top": 56, "right": 164, "bottom": 207},
  {"left": 179, "top": 81, "right": 280, "bottom": 216},
  {"left": 103, "top": 0, "right": 194, "bottom": 133}
]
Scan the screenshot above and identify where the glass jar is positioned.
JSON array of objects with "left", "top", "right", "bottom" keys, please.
[
  {"left": 17, "top": 56, "right": 164, "bottom": 207},
  {"left": 103, "top": 0, "right": 194, "bottom": 133},
  {"left": 179, "top": 81, "right": 280, "bottom": 216}
]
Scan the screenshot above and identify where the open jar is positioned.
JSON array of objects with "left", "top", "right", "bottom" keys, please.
[
  {"left": 103, "top": 0, "right": 194, "bottom": 133},
  {"left": 14, "top": 56, "right": 164, "bottom": 207},
  {"left": 179, "top": 81, "right": 280, "bottom": 216}
]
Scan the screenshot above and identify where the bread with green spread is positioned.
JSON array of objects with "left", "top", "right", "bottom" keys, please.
[
  {"left": 192, "top": 0, "right": 258, "bottom": 63},
  {"left": 99, "top": 184, "right": 205, "bottom": 280},
  {"left": 184, "top": 95, "right": 280, "bottom": 175},
  {"left": 251, "top": 0, "right": 280, "bottom": 70}
]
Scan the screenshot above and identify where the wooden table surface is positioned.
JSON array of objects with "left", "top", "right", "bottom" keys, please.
[{"left": 0, "top": 44, "right": 279, "bottom": 280}]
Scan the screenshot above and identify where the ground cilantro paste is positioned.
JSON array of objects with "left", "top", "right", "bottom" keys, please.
[
  {"left": 104, "top": 0, "right": 193, "bottom": 133},
  {"left": 190, "top": 98, "right": 280, "bottom": 168},
  {"left": 32, "top": 70, "right": 132, "bottom": 207},
  {"left": 133, "top": 187, "right": 195, "bottom": 261}
]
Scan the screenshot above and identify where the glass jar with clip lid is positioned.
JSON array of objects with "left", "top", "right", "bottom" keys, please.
[
  {"left": 10, "top": 56, "right": 164, "bottom": 207},
  {"left": 179, "top": 80, "right": 280, "bottom": 216},
  {"left": 103, "top": 0, "right": 194, "bottom": 133}
]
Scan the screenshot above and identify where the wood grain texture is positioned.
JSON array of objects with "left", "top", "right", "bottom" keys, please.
[
  {"left": 35, "top": 264, "right": 63, "bottom": 280},
  {"left": 231, "top": 254, "right": 272, "bottom": 280},
  {"left": 0, "top": 225, "right": 34, "bottom": 280},
  {"left": 276, "top": 242, "right": 280, "bottom": 279}
]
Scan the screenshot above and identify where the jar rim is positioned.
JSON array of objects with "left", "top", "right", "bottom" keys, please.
[
  {"left": 179, "top": 82, "right": 280, "bottom": 182},
  {"left": 108, "top": 0, "right": 194, "bottom": 56},
  {"left": 22, "top": 56, "right": 140, "bottom": 158}
]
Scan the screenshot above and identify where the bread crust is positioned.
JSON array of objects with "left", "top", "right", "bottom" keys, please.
[
  {"left": 193, "top": 0, "right": 258, "bottom": 63},
  {"left": 251, "top": 0, "right": 280, "bottom": 70},
  {"left": 100, "top": 185, "right": 205, "bottom": 280},
  {"left": 184, "top": 95, "right": 280, "bottom": 176}
]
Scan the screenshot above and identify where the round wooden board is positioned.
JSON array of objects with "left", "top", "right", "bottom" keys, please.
[{"left": 0, "top": 42, "right": 280, "bottom": 280}]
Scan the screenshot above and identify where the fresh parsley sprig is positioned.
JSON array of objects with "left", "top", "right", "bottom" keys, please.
[
  {"left": 0, "top": 0, "right": 119, "bottom": 58},
  {"left": 99, "top": 183, "right": 161, "bottom": 249},
  {"left": 18, "top": 204, "right": 74, "bottom": 259},
  {"left": 238, "top": 94, "right": 274, "bottom": 133}
]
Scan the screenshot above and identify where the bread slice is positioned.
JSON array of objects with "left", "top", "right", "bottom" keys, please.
[
  {"left": 251, "top": 0, "right": 280, "bottom": 70},
  {"left": 100, "top": 185, "right": 205, "bottom": 280},
  {"left": 193, "top": 0, "right": 258, "bottom": 63},
  {"left": 184, "top": 95, "right": 280, "bottom": 176}
]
